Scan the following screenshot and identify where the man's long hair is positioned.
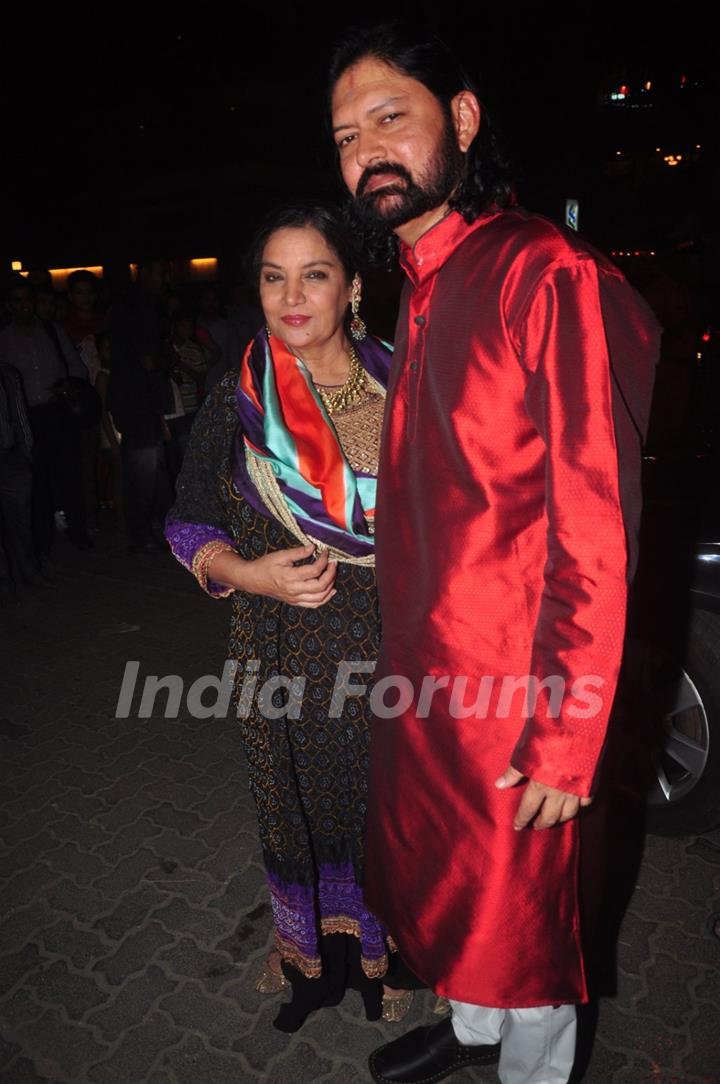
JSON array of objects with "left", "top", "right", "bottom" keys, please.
[{"left": 328, "top": 22, "right": 514, "bottom": 263}]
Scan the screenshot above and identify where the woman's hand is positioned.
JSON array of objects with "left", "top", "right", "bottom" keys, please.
[
  {"left": 209, "top": 544, "right": 338, "bottom": 608},
  {"left": 246, "top": 545, "right": 338, "bottom": 606}
]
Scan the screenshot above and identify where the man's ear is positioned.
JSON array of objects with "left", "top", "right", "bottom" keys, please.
[{"left": 450, "top": 90, "right": 481, "bottom": 153}]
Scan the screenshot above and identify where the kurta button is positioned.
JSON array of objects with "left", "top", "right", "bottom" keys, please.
[
  {"left": 410, "top": 361, "right": 419, "bottom": 373},
  {"left": 414, "top": 315, "right": 426, "bottom": 327}
]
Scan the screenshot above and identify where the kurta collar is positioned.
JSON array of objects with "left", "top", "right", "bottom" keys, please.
[{"left": 399, "top": 209, "right": 498, "bottom": 286}]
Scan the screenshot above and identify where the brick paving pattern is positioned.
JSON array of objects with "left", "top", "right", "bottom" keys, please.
[{"left": 1, "top": 532, "right": 718, "bottom": 1083}]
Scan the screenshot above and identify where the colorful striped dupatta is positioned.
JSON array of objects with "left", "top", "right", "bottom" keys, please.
[{"left": 234, "top": 329, "right": 391, "bottom": 561}]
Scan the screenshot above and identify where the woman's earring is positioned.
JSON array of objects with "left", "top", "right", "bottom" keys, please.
[{"left": 349, "top": 275, "right": 367, "bottom": 342}]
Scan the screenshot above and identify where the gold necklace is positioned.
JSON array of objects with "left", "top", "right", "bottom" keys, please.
[{"left": 314, "top": 346, "right": 366, "bottom": 415}]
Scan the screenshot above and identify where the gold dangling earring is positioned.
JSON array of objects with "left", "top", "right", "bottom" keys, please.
[{"left": 349, "top": 274, "right": 367, "bottom": 342}]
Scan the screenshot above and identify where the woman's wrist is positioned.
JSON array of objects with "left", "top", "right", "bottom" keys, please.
[
  {"left": 191, "top": 543, "right": 240, "bottom": 597},
  {"left": 206, "top": 549, "right": 253, "bottom": 592}
]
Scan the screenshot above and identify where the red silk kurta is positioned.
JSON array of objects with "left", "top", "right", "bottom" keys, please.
[{"left": 364, "top": 209, "right": 660, "bottom": 1007}]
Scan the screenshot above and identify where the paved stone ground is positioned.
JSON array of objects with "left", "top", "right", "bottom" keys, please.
[{"left": 1, "top": 528, "right": 719, "bottom": 1084}]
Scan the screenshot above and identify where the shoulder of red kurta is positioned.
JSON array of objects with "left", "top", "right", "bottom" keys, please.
[
  {"left": 447, "top": 209, "right": 629, "bottom": 297},
  {"left": 441, "top": 209, "right": 660, "bottom": 370}
]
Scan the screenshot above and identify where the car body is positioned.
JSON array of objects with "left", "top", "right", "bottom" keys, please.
[{"left": 623, "top": 451, "right": 720, "bottom": 835}]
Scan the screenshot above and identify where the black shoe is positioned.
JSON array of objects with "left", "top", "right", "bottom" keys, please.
[{"left": 369, "top": 1017, "right": 500, "bottom": 1083}]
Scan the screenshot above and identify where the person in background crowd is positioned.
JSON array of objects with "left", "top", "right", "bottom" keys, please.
[
  {"left": 203, "top": 279, "right": 263, "bottom": 394},
  {"left": 227, "top": 280, "right": 263, "bottom": 344},
  {"left": 162, "top": 310, "right": 209, "bottom": 481},
  {"left": 63, "top": 270, "right": 110, "bottom": 531},
  {"left": 107, "top": 258, "right": 173, "bottom": 554},
  {"left": 64, "top": 270, "right": 108, "bottom": 380},
  {"left": 0, "top": 278, "right": 92, "bottom": 558},
  {"left": 24, "top": 267, "right": 53, "bottom": 291},
  {"left": 0, "top": 360, "right": 51, "bottom": 602},
  {"left": 94, "top": 333, "right": 123, "bottom": 529},
  {"left": 642, "top": 241, "right": 703, "bottom": 450},
  {"left": 165, "top": 291, "right": 184, "bottom": 320},
  {"left": 34, "top": 286, "right": 61, "bottom": 323},
  {"left": 195, "top": 284, "right": 241, "bottom": 383},
  {"left": 160, "top": 351, "right": 186, "bottom": 489}
]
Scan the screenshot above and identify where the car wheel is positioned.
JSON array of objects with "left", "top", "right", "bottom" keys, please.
[{"left": 623, "top": 609, "right": 720, "bottom": 836}]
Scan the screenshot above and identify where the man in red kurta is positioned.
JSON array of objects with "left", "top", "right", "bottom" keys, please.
[{"left": 330, "top": 23, "right": 660, "bottom": 1084}]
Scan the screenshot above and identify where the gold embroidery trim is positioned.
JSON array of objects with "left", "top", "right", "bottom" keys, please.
[
  {"left": 244, "top": 452, "right": 376, "bottom": 567},
  {"left": 321, "top": 917, "right": 390, "bottom": 978},
  {"left": 274, "top": 933, "right": 322, "bottom": 979},
  {"left": 275, "top": 922, "right": 391, "bottom": 979},
  {"left": 190, "top": 540, "right": 236, "bottom": 597},
  {"left": 329, "top": 390, "right": 385, "bottom": 478}
]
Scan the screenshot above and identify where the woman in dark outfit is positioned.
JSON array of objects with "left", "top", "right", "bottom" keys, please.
[{"left": 165, "top": 205, "right": 411, "bottom": 1030}]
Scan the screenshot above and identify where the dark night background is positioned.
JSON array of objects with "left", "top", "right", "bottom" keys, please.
[
  {"left": 5, "top": 2, "right": 718, "bottom": 288},
  {"left": 0, "top": 14, "right": 719, "bottom": 1081}
]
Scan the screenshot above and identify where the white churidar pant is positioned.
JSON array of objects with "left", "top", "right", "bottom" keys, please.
[{"left": 449, "top": 1000, "right": 576, "bottom": 1084}]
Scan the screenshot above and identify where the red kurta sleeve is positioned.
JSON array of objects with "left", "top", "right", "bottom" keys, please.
[{"left": 510, "top": 257, "right": 629, "bottom": 796}]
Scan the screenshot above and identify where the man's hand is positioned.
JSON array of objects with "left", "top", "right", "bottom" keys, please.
[{"left": 495, "top": 766, "right": 592, "bottom": 830}]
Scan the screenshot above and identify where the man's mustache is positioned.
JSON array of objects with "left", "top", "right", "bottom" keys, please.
[{"left": 357, "top": 162, "right": 414, "bottom": 200}]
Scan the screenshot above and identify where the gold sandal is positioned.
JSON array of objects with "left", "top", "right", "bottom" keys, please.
[
  {"left": 382, "top": 988, "right": 414, "bottom": 1023},
  {"left": 254, "top": 953, "right": 289, "bottom": 994}
]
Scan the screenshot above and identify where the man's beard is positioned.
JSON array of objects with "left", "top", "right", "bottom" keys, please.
[{"left": 353, "top": 118, "right": 465, "bottom": 231}]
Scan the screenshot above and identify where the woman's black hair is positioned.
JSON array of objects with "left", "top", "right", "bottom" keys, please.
[
  {"left": 248, "top": 203, "right": 361, "bottom": 284},
  {"left": 327, "top": 22, "right": 514, "bottom": 263}
]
